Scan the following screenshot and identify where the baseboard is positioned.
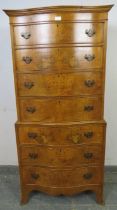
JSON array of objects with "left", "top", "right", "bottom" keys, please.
[
  {"left": 0, "top": 165, "right": 117, "bottom": 173},
  {"left": 0, "top": 165, "right": 18, "bottom": 174}
]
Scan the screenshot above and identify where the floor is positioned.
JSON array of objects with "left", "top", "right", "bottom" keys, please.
[{"left": 0, "top": 166, "right": 117, "bottom": 210}]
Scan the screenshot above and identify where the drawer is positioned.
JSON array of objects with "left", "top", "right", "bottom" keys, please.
[
  {"left": 14, "top": 22, "right": 104, "bottom": 45},
  {"left": 17, "top": 72, "right": 103, "bottom": 97},
  {"left": 22, "top": 166, "right": 102, "bottom": 187},
  {"left": 20, "top": 145, "right": 102, "bottom": 167},
  {"left": 19, "top": 96, "right": 103, "bottom": 122},
  {"left": 15, "top": 47, "right": 103, "bottom": 72},
  {"left": 17, "top": 123, "right": 106, "bottom": 146},
  {"left": 9, "top": 9, "right": 108, "bottom": 24}
]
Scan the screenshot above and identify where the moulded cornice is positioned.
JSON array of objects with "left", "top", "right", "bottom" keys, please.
[{"left": 3, "top": 5, "right": 114, "bottom": 17}]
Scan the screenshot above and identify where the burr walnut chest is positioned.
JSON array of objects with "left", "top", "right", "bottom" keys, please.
[{"left": 4, "top": 5, "right": 113, "bottom": 204}]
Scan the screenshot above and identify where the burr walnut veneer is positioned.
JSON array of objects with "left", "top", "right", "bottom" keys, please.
[{"left": 4, "top": 5, "right": 113, "bottom": 204}]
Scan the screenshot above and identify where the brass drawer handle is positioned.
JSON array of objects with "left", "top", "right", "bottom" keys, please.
[
  {"left": 26, "top": 107, "right": 36, "bottom": 113},
  {"left": 84, "top": 152, "right": 93, "bottom": 159},
  {"left": 28, "top": 132, "right": 38, "bottom": 139},
  {"left": 72, "top": 134, "right": 80, "bottom": 144},
  {"left": 22, "top": 56, "right": 32, "bottom": 64},
  {"left": 21, "top": 32, "right": 31, "bottom": 39},
  {"left": 85, "top": 80, "right": 95, "bottom": 87},
  {"left": 84, "top": 54, "right": 95, "bottom": 62},
  {"left": 24, "top": 82, "right": 34, "bottom": 89},
  {"left": 28, "top": 132, "right": 46, "bottom": 143},
  {"left": 84, "top": 106, "right": 94, "bottom": 112},
  {"left": 29, "top": 153, "right": 38, "bottom": 159},
  {"left": 85, "top": 29, "right": 96, "bottom": 37},
  {"left": 84, "top": 132, "right": 94, "bottom": 138},
  {"left": 83, "top": 173, "right": 93, "bottom": 180},
  {"left": 31, "top": 173, "right": 39, "bottom": 180}
]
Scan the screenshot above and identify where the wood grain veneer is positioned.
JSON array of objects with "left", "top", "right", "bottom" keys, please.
[{"left": 4, "top": 5, "right": 113, "bottom": 204}]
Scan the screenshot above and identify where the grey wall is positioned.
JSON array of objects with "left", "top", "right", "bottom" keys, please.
[{"left": 0, "top": 0, "right": 116, "bottom": 165}]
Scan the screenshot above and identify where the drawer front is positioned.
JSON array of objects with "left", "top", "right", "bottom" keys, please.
[
  {"left": 22, "top": 166, "right": 102, "bottom": 187},
  {"left": 16, "top": 47, "right": 103, "bottom": 72},
  {"left": 14, "top": 23, "right": 103, "bottom": 45},
  {"left": 17, "top": 72, "right": 103, "bottom": 97},
  {"left": 10, "top": 12, "right": 108, "bottom": 24},
  {"left": 20, "top": 145, "right": 102, "bottom": 167},
  {"left": 19, "top": 96, "right": 103, "bottom": 122},
  {"left": 17, "top": 123, "right": 105, "bottom": 145}
]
